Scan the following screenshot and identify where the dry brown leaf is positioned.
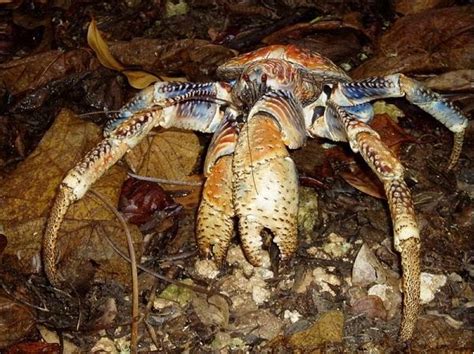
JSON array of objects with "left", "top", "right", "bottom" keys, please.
[
  {"left": 122, "top": 70, "right": 160, "bottom": 89},
  {"left": 125, "top": 130, "right": 202, "bottom": 181},
  {"left": 125, "top": 130, "right": 203, "bottom": 209},
  {"left": 0, "top": 49, "right": 98, "bottom": 96},
  {"left": 0, "top": 109, "right": 142, "bottom": 286},
  {"left": 351, "top": 6, "right": 474, "bottom": 79},
  {"left": 351, "top": 295, "right": 388, "bottom": 320},
  {"left": 109, "top": 38, "right": 237, "bottom": 81},
  {"left": 395, "top": 0, "right": 455, "bottom": 15},
  {"left": 192, "top": 294, "right": 229, "bottom": 328},
  {"left": 86, "top": 18, "right": 159, "bottom": 89},
  {"left": 86, "top": 18, "right": 124, "bottom": 71},
  {"left": 424, "top": 70, "right": 474, "bottom": 92},
  {"left": 0, "top": 294, "right": 36, "bottom": 349},
  {"left": 287, "top": 310, "right": 344, "bottom": 350}
]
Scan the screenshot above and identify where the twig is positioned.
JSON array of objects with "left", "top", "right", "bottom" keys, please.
[
  {"left": 90, "top": 190, "right": 139, "bottom": 354},
  {"left": 127, "top": 173, "right": 203, "bottom": 186}
]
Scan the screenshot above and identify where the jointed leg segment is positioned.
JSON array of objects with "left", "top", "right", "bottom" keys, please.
[
  {"left": 330, "top": 102, "right": 421, "bottom": 341},
  {"left": 332, "top": 74, "right": 468, "bottom": 169},
  {"left": 43, "top": 82, "right": 231, "bottom": 286}
]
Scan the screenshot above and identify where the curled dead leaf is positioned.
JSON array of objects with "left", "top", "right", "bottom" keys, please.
[
  {"left": 86, "top": 18, "right": 159, "bottom": 89},
  {"left": 87, "top": 18, "right": 124, "bottom": 71}
]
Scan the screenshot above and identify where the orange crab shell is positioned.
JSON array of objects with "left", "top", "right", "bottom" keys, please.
[{"left": 217, "top": 44, "right": 349, "bottom": 80}]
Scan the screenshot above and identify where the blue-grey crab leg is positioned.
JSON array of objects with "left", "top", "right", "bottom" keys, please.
[
  {"left": 43, "top": 81, "right": 232, "bottom": 286},
  {"left": 196, "top": 111, "right": 240, "bottom": 264},
  {"left": 330, "top": 74, "right": 468, "bottom": 170},
  {"left": 327, "top": 101, "right": 420, "bottom": 341}
]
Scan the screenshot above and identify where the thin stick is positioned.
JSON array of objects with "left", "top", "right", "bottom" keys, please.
[
  {"left": 127, "top": 173, "right": 203, "bottom": 186},
  {"left": 101, "top": 229, "right": 218, "bottom": 297},
  {"left": 90, "top": 190, "right": 139, "bottom": 354}
]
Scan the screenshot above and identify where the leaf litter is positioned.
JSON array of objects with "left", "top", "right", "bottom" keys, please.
[{"left": 0, "top": 1, "right": 473, "bottom": 352}]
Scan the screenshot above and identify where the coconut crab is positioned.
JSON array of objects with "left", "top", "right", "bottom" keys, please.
[{"left": 43, "top": 45, "right": 468, "bottom": 341}]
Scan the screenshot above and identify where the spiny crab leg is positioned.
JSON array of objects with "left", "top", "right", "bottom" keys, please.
[
  {"left": 331, "top": 74, "right": 468, "bottom": 169},
  {"left": 43, "top": 81, "right": 232, "bottom": 287},
  {"left": 43, "top": 109, "right": 162, "bottom": 286},
  {"left": 329, "top": 101, "right": 420, "bottom": 341}
]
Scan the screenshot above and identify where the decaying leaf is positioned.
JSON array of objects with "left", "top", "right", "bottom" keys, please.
[
  {"left": 125, "top": 130, "right": 202, "bottom": 181},
  {"left": 287, "top": 310, "right": 344, "bottom": 349},
  {"left": 108, "top": 38, "right": 237, "bottom": 81},
  {"left": 192, "top": 294, "right": 230, "bottom": 328},
  {"left": 352, "top": 244, "right": 399, "bottom": 287},
  {"left": 351, "top": 6, "right": 474, "bottom": 79},
  {"left": 411, "top": 315, "right": 473, "bottom": 350},
  {"left": 395, "top": 0, "right": 455, "bottom": 15},
  {"left": 87, "top": 18, "right": 159, "bottom": 89},
  {"left": 0, "top": 109, "right": 142, "bottom": 286},
  {"left": 350, "top": 295, "right": 388, "bottom": 320},
  {"left": 0, "top": 294, "right": 35, "bottom": 349},
  {"left": 424, "top": 70, "right": 474, "bottom": 92},
  {"left": 0, "top": 49, "right": 99, "bottom": 96},
  {"left": 87, "top": 18, "right": 125, "bottom": 72}
]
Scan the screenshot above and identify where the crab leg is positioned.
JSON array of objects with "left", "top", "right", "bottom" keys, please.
[
  {"left": 233, "top": 91, "right": 306, "bottom": 266},
  {"left": 331, "top": 74, "right": 468, "bottom": 169},
  {"left": 328, "top": 102, "right": 420, "bottom": 341},
  {"left": 196, "top": 112, "right": 240, "bottom": 264},
  {"left": 43, "top": 82, "right": 232, "bottom": 286}
]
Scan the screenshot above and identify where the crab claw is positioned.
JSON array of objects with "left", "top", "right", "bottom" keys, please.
[{"left": 233, "top": 115, "right": 299, "bottom": 266}]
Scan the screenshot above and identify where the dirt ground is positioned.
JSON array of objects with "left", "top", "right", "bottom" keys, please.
[{"left": 0, "top": 1, "right": 473, "bottom": 352}]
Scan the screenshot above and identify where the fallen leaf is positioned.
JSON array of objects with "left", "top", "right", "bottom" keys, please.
[
  {"left": 4, "top": 342, "right": 60, "bottom": 354},
  {"left": 424, "top": 70, "right": 474, "bottom": 92},
  {"left": 125, "top": 130, "right": 202, "bottom": 181},
  {"left": 0, "top": 109, "right": 142, "bottom": 286},
  {"left": 351, "top": 295, "right": 388, "bottom": 320},
  {"left": 412, "top": 315, "right": 473, "bottom": 350},
  {"left": 0, "top": 49, "right": 99, "bottom": 96},
  {"left": 86, "top": 18, "right": 124, "bottom": 72},
  {"left": 0, "top": 294, "right": 35, "bottom": 349},
  {"left": 395, "top": 0, "right": 455, "bottom": 15},
  {"left": 351, "top": 6, "right": 474, "bottom": 79},
  {"left": 287, "top": 310, "right": 344, "bottom": 349},
  {"left": 109, "top": 38, "right": 237, "bottom": 81},
  {"left": 158, "top": 279, "right": 195, "bottom": 307},
  {"left": 121, "top": 70, "right": 160, "bottom": 90},
  {"left": 192, "top": 294, "right": 229, "bottom": 328},
  {"left": 352, "top": 244, "right": 400, "bottom": 287},
  {"left": 86, "top": 18, "right": 159, "bottom": 89}
]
